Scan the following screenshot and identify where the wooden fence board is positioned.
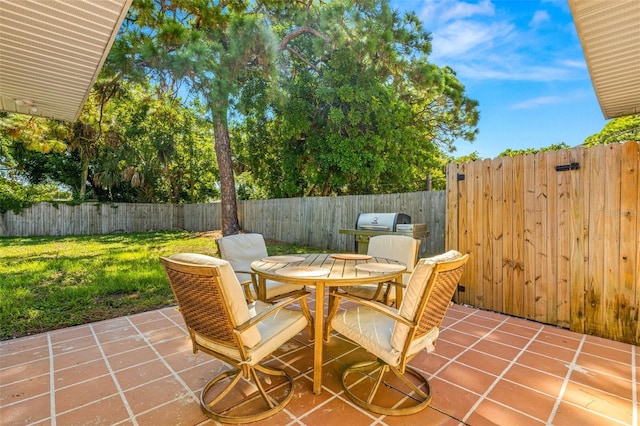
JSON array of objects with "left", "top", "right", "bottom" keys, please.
[
  {"left": 586, "top": 145, "right": 606, "bottom": 337},
  {"left": 618, "top": 141, "right": 639, "bottom": 340},
  {"left": 458, "top": 161, "right": 471, "bottom": 305},
  {"left": 556, "top": 149, "right": 572, "bottom": 328},
  {"left": 546, "top": 151, "right": 558, "bottom": 325},
  {"left": 482, "top": 159, "right": 492, "bottom": 310},
  {"left": 446, "top": 163, "right": 458, "bottom": 253},
  {"left": 502, "top": 155, "right": 514, "bottom": 314},
  {"left": 534, "top": 152, "right": 548, "bottom": 323},
  {"left": 523, "top": 154, "right": 536, "bottom": 320},
  {"left": 471, "top": 159, "right": 483, "bottom": 307},
  {"left": 513, "top": 155, "right": 525, "bottom": 317},
  {"left": 570, "top": 147, "right": 587, "bottom": 333},
  {"left": 491, "top": 157, "right": 504, "bottom": 313},
  {"left": 604, "top": 144, "right": 622, "bottom": 341}
]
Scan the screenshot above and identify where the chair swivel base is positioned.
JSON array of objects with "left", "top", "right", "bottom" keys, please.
[
  {"left": 200, "top": 364, "right": 294, "bottom": 424},
  {"left": 341, "top": 359, "right": 432, "bottom": 416}
]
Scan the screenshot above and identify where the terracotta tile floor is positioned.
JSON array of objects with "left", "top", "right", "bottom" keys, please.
[{"left": 1, "top": 292, "right": 637, "bottom": 426}]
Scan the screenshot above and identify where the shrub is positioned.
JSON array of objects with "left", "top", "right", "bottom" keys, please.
[{"left": 0, "top": 176, "right": 70, "bottom": 214}]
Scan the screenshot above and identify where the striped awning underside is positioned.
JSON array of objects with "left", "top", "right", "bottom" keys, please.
[
  {"left": 0, "top": 0, "right": 132, "bottom": 122},
  {"left": 569, "top": 0, "right": 640, "bottom": 119}
]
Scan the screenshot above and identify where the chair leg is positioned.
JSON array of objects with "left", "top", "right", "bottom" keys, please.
[
  {"left": 341, "top": 360, "right": 432, "bottom": 416},
  {"left": 200, "top": 364, "right": 295, "bottom": 424}
]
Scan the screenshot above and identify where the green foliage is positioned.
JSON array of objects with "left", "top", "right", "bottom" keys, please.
[
  {"left": 498, "top": 142, "right": 570, "bottom": 158},
  {"left": 453, "top": 151, "right": 482, "bottom": 163},
  {"left": 93, "top": 83, "right": 219, "bottom": 203},
  {"left": 0, "top": 176, "right": 70, "bottom": 214},
  {"left": 1, "top": 81, "right": 219, "bottom": 205},
  {"left": 583, "top": 114, "right": 640, "bottom": 146},
  {"left": 233, "top": 0, "right": 478, "bottom": 197}
]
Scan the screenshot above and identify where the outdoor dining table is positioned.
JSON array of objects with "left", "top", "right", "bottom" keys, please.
[{"left": 251, "top": 252, "right": 406, "bottom": 394}]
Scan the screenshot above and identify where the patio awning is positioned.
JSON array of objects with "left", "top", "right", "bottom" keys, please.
[
  {"left": 569, "top": 0, "right": 640, "bottom": 119},
  {"left": 0, "top": 0, "right": 132, "bottom": 122}
]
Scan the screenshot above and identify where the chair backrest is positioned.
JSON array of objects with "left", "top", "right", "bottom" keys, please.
[
  {"left": 217, "top": 233, "right": 268, "bottom": 284},
  {"left": 160, "top": 253, "right": 261, "bottom": 348},
  {"left": 390, "top": 250, "right": 469, "bottom": 357},
  {"left": 367, "top": 235, "right": 420, "bottom": 282}
]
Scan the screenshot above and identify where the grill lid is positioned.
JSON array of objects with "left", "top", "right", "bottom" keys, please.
[{"left": 356, "top": 213, "right": 411, "bottom": 232}]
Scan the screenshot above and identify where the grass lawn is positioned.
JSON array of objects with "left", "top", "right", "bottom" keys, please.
[{"left": 0, "top": 231, "right": 325, "bottom": 341}]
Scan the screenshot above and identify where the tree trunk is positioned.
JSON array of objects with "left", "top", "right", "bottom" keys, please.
[
  {"left": 80, "top": 155, "right": 89, "bottom": 200},
  {"left": 212, "top": 113, "right": 241, "bottom": 236}
]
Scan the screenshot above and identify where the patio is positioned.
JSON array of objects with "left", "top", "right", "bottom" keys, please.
[{"left": 1, "top": 290, "right": 636, "bottom": 426}]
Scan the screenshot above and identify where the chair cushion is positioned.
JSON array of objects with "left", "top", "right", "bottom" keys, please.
[
  {"left": 263, "top": 279, "right": 304, "bottom": 299},
  {"left": 217, "top": 233, "right": 268, "bottom": 284},
  {"left": 343, "top": 283, "right": 380, "bottom": 300},
  {"left": 218, "top": 234, "right": 303, "bottom": 299},
  {"left": 390, "top": 250, "right": 461, "bottom": 351},
  {"left": 345, "top": 235, "right": 419, "bottom": 301},
  {"left": 168, "top": 253, "right": 261, "bottom": 348},
  {"left": 331, "top": 304, "right": 439, "bottom": 367},
  {"left": 195, "top": 300, "right": 308, "bottom": 365},
  {"left": 367, "top": 235, "right": 420, "bottom": 273}
]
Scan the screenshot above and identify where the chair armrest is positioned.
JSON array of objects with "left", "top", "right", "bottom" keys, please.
[
  {"left": 329, "top": 292, "right": 414, "bottom": 328},
  {"left": 238, "top": 279, "right": 256, "bottom": 302},
  {"left": 235, "top": 290, "right": 311, "bottom": 333}
]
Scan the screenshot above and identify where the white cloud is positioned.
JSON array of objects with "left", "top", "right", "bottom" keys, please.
[
  {"left": 560, "top": 59, "right": 587, "bottom": 69},
  {"left": 431, "top": 20, "right": 514, "bottom": 59},
  {"left": 439, "top": 0, "right": 495, "bottom": 22},
  {"left": 509, "top": 89, "right": 593, "bottom": 110},
  {"left": 529, "top": 10, "right": 550, "bottom": 27},
  {"left": 453, "top": 62, "right": 578, "bottom": 82},
  {"left": 415, "top": 0, "right": 494, "bottom": 26},
  {"left": 510, "top": 96, "right": 563, "bottom": 110}
]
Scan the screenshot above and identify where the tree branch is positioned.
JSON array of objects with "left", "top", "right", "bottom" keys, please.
[
  {"left": 284, "top": 46, "right": 321, "bottom": 73},
  {"left": 278, "top": 26, "right": 329, "bottom": 51}
]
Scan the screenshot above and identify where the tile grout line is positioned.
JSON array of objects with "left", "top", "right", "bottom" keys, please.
[
  {"left": 460, "top": 323, "right": 546, "bottom": 424},
  {"left": 161, "top": 306, "right": 352, "bottom": 425},
  {"left": 632, "top": 344, "right": 637, "bottom": 426},
  {"left": 140, "top": 311, "right": 201, "bottom": 406},
  {"left": 46, "top": 332, "right": 56, "bottom": 426},
  {"left": 545, "top": 333, "right": 587, "bottom": 425},
  {"left": 429, "top": 309, "right": 508, "bottom": 379},
  {"left": 88, "top": 323, "right": 139, "bottom": 426}
]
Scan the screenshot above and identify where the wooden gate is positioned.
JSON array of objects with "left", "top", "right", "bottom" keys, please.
[{"left": 446, "top": 142, "right": 639, "bottom": 345}]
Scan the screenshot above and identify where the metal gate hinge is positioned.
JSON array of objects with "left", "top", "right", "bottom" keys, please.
[{"left": 555, "top": 162, "right": 580, "bottom": 172}]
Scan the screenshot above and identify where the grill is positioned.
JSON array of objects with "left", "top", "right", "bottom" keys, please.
[{"left": 339, "top": 213, "right": 429, "bottom": 254}]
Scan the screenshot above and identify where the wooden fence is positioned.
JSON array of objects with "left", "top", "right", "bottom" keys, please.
[
  {"left": 446, "top": 141, "right": 640, "bottom": 345},
  {"left": 240, "top": 191, "right": 446, "bottom": 255},
  {"left": 1, "top": 191, "right": 446, "bottom": 255},
  {"left": 0, "top": 203, "right": 184, "bottom": 237}
]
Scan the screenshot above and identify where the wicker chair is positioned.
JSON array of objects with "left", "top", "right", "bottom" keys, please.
[
  {"left": 160, "top": 253, "right": 312, "bottom": 423},
  {"left": 217, "top": 233, "right": 304, "bottom": 302},
  {"left": 341, "top": 235, "right": 420, "bottom": 304},
  {"left": 326, "top": 250, "right": 469, "bottom": 415}
]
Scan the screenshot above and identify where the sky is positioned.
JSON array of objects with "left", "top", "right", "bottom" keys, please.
[{"left": 391, "top": 0, "right": 608, "bottom": 159}]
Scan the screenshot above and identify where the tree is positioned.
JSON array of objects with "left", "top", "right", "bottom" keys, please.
[
  {"left": 93, "top": 83, "right": 218, "bottom": 203},
  {"left": 452, "top": 151, "right": 482, "bottom": 163},
  {"left": 583, "top": 114, "right": 640, "bottom": 146},
  {"left": 234, "top": 0, "right": 478, "bottom": 197},
  {"left": 498, "top": 143, "right": 570, "bottom": 157},
  {"left": 107, "top": 0, "right": 281, "bottom": 234},
  {"left": 0, "top": 84, "right": 119, "bottom": 200},
  {"left": 1, "top": 82, "right": 217, "bottom": 204}
]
